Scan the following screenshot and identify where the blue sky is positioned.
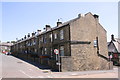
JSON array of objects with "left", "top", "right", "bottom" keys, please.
[{"left": 1, "top": 2, "right": 118, "bottom": 42}]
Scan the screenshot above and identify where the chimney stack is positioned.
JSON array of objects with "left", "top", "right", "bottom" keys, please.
[
  {"left": 93, "top": 14, "right": 99, "bottom": 21},
  {"left": 24, "top": 35, "right": 26, "bottom": 39},
  {"left": 32, "top": 32, "right": 35, "bottom": 36},
  {"left": 57, "top": 22, "right": 62, "bottom": 27},
  {"left": 37, "top": 30, "right": 42, "bottom": 34},
  {"left": 78, "top": 14, "right": 85, "bottom": 18},
  {"left": 28, "top": 33, "right": 30, "bottom": 38},
  {"left": 45, "top": 25, "right": 51, "bottom": 31},
  {"left": 111, "top": 34, "right": 115, "bottom": 41}
]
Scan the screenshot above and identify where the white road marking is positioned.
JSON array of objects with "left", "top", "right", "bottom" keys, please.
[
  {"left": 71, "top": 73, "right": 78, "bottom": 75},
  {"left": 37, "top": 76, "right": 44, "bottom": 78},
  {"left": 19, "top": 70, "right": 33, "bottom": 78}
]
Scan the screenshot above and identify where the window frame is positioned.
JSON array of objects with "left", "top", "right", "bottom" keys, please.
[
  {"left": 54, "top": 33, "right": 57, "bottom": 40},
  {"left": 60, "top": 29, "right": 64, "bottom": 40},
  {"left": 60, "top": 45, "right": 64, "bottom": 56}
]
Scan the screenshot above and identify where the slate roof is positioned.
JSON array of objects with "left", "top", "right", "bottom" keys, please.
[
  {"left": 113, "top": 38, "right": 120, "bottom": 53},
  {"left": 108, "top": 38, "right": 120, "bottom": 53},
  {"left": 15, "top": 13, "right": 81, "bottom": 44},
  {"left": 0, "top": 42, "right": 13, "bottom": 47},
  {"left": 15, "top": 12, "right": 99, "bottom": 44}
]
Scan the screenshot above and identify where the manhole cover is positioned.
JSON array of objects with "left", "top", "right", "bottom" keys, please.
[
  {"left": 17, "top": 62, "right": 23, "bottom": 63},
  {"left": 42, "top": 70, "right": 51, "bottom": 73},
  {"left": 43, "top": 71, "right": 49, "bottom": 73}
]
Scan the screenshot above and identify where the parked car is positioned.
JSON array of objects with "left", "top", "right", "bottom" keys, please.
[
  {"left": 2, "top": 50, "right": 7, "bottom": 54},
  {"left": 5, "top": 52, "right": 11, "bottom": 55}
]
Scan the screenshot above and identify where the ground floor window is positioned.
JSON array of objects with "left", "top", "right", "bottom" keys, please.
[
  {"left": 40, "top": 47, "right": 44, "bottom": 55},
  {"left": 51, "top": 48, "right": 53, "bottom": 57},
  {"left": 35, "top": 49, "right": 37, "bottom": 53},
  {"left": 60, "top": 46, "right": 64, "bottom": 56},
  {"left": 44, "top": 48, "right": 47, "bottom": 54}
]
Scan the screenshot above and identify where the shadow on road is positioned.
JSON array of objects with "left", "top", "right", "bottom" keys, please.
[{"left": 10, "top": 54, "right": 57, "bottom": 72}]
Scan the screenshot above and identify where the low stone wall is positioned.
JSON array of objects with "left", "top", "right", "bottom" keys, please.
[
  {"left": 61, "top": 56, "right": 72, "bottom": 72},
  {"left": 49, "top": 59, "right": 58, "bottom": 71}
]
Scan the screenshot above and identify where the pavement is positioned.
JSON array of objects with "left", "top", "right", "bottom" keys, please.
[{"left": 0, "top": 52, "right": 119, "bottom": 78}]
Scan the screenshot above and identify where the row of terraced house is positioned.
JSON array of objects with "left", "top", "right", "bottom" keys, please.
[{"left": 11, "top": 12, "right": 112, "bottom": 72}]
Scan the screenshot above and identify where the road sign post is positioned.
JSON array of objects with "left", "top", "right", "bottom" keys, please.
[
  {"left": 54, "top": 49, "right": 59, "bottom": 61},
  {"left": 109, "top": 55, "right": 112, "bottom": 69},
  {"left": 58, "top": 53, "right": 61, "bottom": 72},
  {"left": 54, "top": 49, "right": 60, "bottom": 72},
  {"left": 56, "top": 54, "right": 58, "bottom": 61}
]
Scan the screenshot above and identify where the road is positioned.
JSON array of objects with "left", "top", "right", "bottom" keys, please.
[
  {"left": 0, "top": 53, "right": 119, "bottom": 79},
  {"left": 1, "top": 53, "right": 52, "bottom": 78}
]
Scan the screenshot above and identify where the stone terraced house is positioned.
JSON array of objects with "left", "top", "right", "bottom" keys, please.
[{"left": 11, "top": 12, "right": 112, "bottom": 72}]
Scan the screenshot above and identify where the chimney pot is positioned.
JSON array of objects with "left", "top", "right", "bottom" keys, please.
[
  {"left": 43, "top": 28, "right": 46, "bottom": 30},
  {"left": 111, "top": 34, "right": 115, "bottom": 41},
  {"left": 93, "top": 14, "right": 99, "bottom": 22},
  {"left": 24, "top": 35, "right": 26, "bottom": 39}
]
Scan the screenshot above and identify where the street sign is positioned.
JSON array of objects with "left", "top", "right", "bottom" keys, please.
[{"left": 54, "top": 49, "right": 59, "bottom": 55}]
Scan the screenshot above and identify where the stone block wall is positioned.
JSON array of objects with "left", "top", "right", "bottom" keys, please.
[{"left": 61, "top": 12, "right": 111, "bottom": 71}]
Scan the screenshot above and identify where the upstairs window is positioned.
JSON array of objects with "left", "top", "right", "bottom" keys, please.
[
  {"left": 60, "top": 29, "right": 64, "bottom": 40},
  {"left": 40, "top": 47, "right": 44, "bottom": 55},
  {"left": 35, "top": 49, "right": 37, "bottom": 53},
  {"left": 26, "top": 41, "right": 28, "bottom": 46},
  {"left": 44, "top": 35, "right": 47, "bottom": 43},
  {"left": 44, "top": 48, "right": 47, "bottom": 54},
  {"left": 33, "top": 39, "right": 36, "bottom": 45},
  {"left": 39, "top": 36, "right": 43, "bottom": 44},
  {"left": 31, "top": 39, "right": 35, "bottom": 45},
  {"left": 49, "top": 34, "right": 53, "bottom": 42},
  {"left": 54, "top": 33, "right": 57, "bottom": 40},
  {"left": 29, "top": 41, "right": 32, "bottom": 46},
  {"left": 20, "top": 44, "right": 22, "bottom": 48},
  {"left": 41, "top": 36, "right": 43, "bottom": 42}
]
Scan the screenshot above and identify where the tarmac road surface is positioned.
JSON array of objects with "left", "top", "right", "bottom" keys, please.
[
  {"left": 0, "top": 53, "right": 119, "bottom": 79},
  {"left": 1, "top": 53, "right": 52, "bottom": 78}
]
